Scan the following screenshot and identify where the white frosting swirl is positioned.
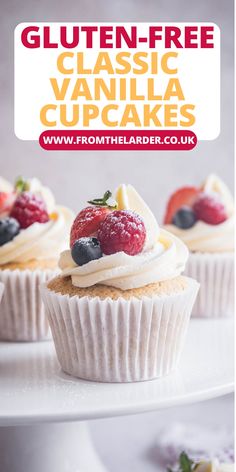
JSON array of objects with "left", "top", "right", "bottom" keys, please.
[
  {"left": 0, "top": 177, "right": 13, "bottom": 193},
  {"left": 114, "top": 184, "right": 159, "bottom": 251},
  {"left": 0, "top": 206, "right": 74, "bottom": 265},
  {"left": 165, "top": 218, "right": 234, "bottom": 253},
  {"left": 59, "top": 229, "right": 188, "bottom": 290},
  {"left": 26, "top": 178, "right": 56, "bottom": 213}
]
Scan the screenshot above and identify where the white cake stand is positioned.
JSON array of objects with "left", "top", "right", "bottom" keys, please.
[{"left": 0, "top": 319, "right": 233, "bottom": 472}]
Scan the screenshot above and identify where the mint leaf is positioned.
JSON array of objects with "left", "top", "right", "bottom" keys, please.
[
  {"left": 15, "top": 176, "right": 30, "bottom": 193},
  {"left": 88, "top": 190, "right": 117, "bottom": 209},
  {"left": 179, "top": 452, "right": 195, "bottom": 472},
  {"left": 103, "top": 190, "right": 112, "bottom": 201},
  {"left": 166, "top": 452, "right": 199, "bottom": 472}
]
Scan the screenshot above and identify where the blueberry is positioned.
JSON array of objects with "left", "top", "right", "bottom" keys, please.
[
  {"left": 172, "top": 206, "right": 196, "bottom": 229},
  {"left": 0, "top": 217, "right": 20, "bottom": 246},
  {"left": 71, "top": 237, "right": 103, "bottom": 266}
]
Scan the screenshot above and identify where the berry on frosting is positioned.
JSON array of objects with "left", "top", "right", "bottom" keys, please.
[
  {"left": 97, "top": 210, "right": 146, "bottom": 256},
  {"left": 193, "top": 193, "right": 227, "bottom": 225},
  {"left": 70, "top": 206, "right": 110, "bottom": 248},
  {"left": 172, "top": 206, "right": 196, "bottom": 229},
  {"left": 164, "top": 187, "right": 200, "bottom": 224},
  {"left": 71, "top": 237, "right": 102, "bottom": 266},
  {"left": 0, "top": 191, "right": 16, "bottom": 217},
  {"left": 0, "top": 192, "right": 8, "bottom": 210},
  {"left": 0, "top": 217, "right": 20, "bottom": 246},
  {"left": 10, "top": 192, "right": 49, "bottom": 229}
]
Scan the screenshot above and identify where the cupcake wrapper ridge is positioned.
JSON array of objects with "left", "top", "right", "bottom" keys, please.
[
  {"left": 41, "top": 278, "right": 199, "bottom": 383},
  {"left": 185, "top": 252, "right": 234, "bottom": 318},
  {"left": 0, "top": 268, "right": 58, "bottom": 341}
]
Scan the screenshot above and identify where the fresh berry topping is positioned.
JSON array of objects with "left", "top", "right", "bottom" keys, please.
[
  {"left": 164, "top": 187, "right": 200, "bottom": 224},
  {"left": 71, "top": 237, "right": 103, "bottom": 266},
  {"left": 70, "top": 206, "right": 110, "bottom": 248},
  {"left": 172, "top": 206, "right": 197, "bottom": 229},
  {"left": 0, "top": 192, "right": 16, "bottom": 216},
  {"left": 97, "top": 210, "right": 146, "bottom": 256},
  {"left": 10, "top": 192, "right": 49, "bottom": 229},
  {"left": 193, "top": 193, "right": 227, "bottom": 225},
  {"left": 0, "top": 192, "right": 8, "bottom": 207},
  {"left": 0, "top": 217, "right": 20, "bottom": 246}
]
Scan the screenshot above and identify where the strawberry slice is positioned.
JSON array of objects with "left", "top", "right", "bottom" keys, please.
[
  {"left": 0, "top": 192, "right": 8, "bottom": 207},
  {"left": 0, "top": 192, "right": 16, "bottom": 216},
  {"left": 164, "top": 187, "right": 200, "bottom": 224},
  {"left": 70, "top": 206, "right": 111, "bottom": 248}
]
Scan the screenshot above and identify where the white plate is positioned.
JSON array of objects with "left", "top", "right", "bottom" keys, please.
[{"left": 0, "top": 319, "right": 234, "bottom": 426}]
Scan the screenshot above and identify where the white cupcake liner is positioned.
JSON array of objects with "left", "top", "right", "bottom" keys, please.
[
  {"left": 0, "top": 268, "right": 58, "bottom": 341},
  {"left": 185, "top": 252, "right": 234, "bottom": 318},
  {"left": 41, "top": 277, "right": 199, "bottom": 382}
]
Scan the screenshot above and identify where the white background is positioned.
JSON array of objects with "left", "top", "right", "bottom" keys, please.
[{"left": 14, "top": 22, "right": 220, "bottom": 140}]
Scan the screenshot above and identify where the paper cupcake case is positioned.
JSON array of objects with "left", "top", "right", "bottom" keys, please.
[
  {"left": 0, "top": 268, "right": 58, "bottom": 341},
  {"left": 41, "top": 278, "right": 199, "bottom": 383},
  {"left": 185, "top": 252, "right": 234, "bottom": 318}
]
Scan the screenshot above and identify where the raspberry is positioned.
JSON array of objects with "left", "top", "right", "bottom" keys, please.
[
  {"left": 10, "top": 192, "right": 49, "bottom": 229},
  {"left": 164, "top": 187, "right": 200, "bottom": 224},
  {"left": 97, "top": 210, "right": 146, "bottom": 256},
  {"left": 70, "top": 206, "right": 110, "bottom": 248},
  {"left": 193, "top": 193, "right": 227, "bottom": 225}
]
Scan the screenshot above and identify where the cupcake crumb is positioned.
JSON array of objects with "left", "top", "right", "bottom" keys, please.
[
  {"left": 47, "top": 275, "right": 188, "bottom": 300},
  {"left": 1, "top": 259, "right": 58, "bottom": 271}
]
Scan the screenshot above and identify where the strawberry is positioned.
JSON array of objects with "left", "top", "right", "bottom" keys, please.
[
  {"left": 0, "top": 192, "right": 16, "bottom": 217},
  {"left": 0, "top": 193, "right": 9, "bottom": 212},
  {"left": 164, "top": 187, "right": 200, "bottom": 224},
  {"left": 70, "top": 206, "right": 110, "bottom": 248}
]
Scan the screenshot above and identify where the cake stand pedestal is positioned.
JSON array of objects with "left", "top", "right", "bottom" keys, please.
[
  {"left": 0, "top": 422, "right": 106, "bottom": 472},
  {"left": 0, "top": 319, "right": 233, "bottom": 472}
]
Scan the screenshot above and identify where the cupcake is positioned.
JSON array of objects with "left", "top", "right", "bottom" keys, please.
[
  {"left": 0, "top": 176, "right": 74, "bottom": 341},
  {"left": 41, "top": 185, "right": 199, "bottom": 382},
  {"left": 164, "top": 175, "right": 234, "bottom": 318}
]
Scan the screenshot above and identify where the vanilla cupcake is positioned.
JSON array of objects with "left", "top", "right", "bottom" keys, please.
[
  {"left": 41, "top": 185, "right": 199, "bottom": 382},
  {"left": 0, "top": 177, "right": 74, "bottom": 341},
  {"left": 164, "top": 175, "right": 234, "bottom": 318}
]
